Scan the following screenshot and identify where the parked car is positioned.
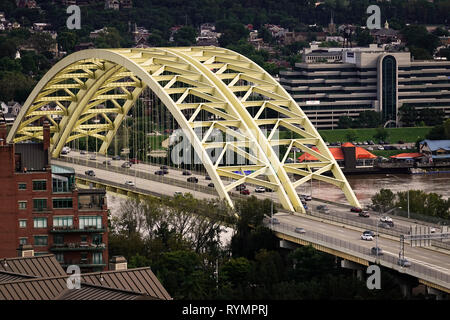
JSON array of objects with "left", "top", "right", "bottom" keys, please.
[
  {"left": 316, "top": 205, "right": 330, "bottom": 213},
  {"left": 358, "top": 211, "right": 370, "bottom": 217},
  {"left": 255, "top": 186, "right": 266, "bottom": 193},
  {"left": 350, "top": 207, "right": 363, "bottom": 213},
  {"left": 208, "top": 183, "right": 215, "bottom": 188},
  {"left": 240, "top": 189, "right": 250, "bottom": 195},
  {"left": 368, "top": 140, "right": 375, "bottom": 145},
  {"left": 124, "top": 180, "right": 135, "bottom": 186},
  {"left": 294, "top": 227, "right": 306, "bottom": 234},
  {"left": 367, "top": 147, "right": 374, "bottom": 151},
  {"left": 112, "top": 155, "right": 121, "bottom": 160},
  {"left": 102, "top": 160, "right": 111, "bottom": 165},
  {"left": 182, "top": 170, "right": 192, "bottom": 176},
  {"left": 121, "top": 162, "right": 131, "bottom": 168},
  {"left": 371, "top": 247, "right": 384, "bottom": 256},
  {"left": 361, "top": 233, "right": 374, "bottom": 241},
  {"left": 398, "top": 258, "right": 411, "bottom": 267},
  {"left": 187, "top": 177, "right": 199, "bottom": 183},
  {"left": 85, "top": 170, "right": 95, "bottom": 177},
  {"left": 377, "top": 146, "right": 384, "bottom": 150},
  {"left": 174, "top": 191, "right": 183, "bottom": 196},
  {"left": 129, "top": 158, "right": 140, "bottom": 164}
]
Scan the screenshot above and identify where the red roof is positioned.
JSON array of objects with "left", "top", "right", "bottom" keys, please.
[
  {"left": 390, "top": 152, "right": 423, "bottom": 159},
  {"left": 297, "top": 144, "right": 376, "bottom": 162}
]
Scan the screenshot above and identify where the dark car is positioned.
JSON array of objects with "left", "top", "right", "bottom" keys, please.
[
  {"left": 160, "top": 165, "right": 168, "bottom": 170},
  {"left": 398, "top": 258, "right": 411, "bottom": 267},
  {"left": 363, "top": 230, "right": 376, "bottom": 237},
  {"left": 121, "top": 162, "right": 131, "bottom": 168},
  {"left": 182, "top": 170, "right": 192, "bottom": 176},
  {"left": 208, "top": 182, "right": 214, "bottom": 188},
  {"left": 240, "top": 189, "right": 250, "bottom": 195},
  {"left": 350, "top": 207, "right": 363, "bottom": 213},
  {"left": 205, "top": 175, "right": 211, "bottom": 180},
  {"left": 371, "top": 247, "right": 384, "bottom": 256},
  {"left": 265, "top": 187, "right": 274, "bottom": 192},
  {"left": 235, "top": 184, "right": 247, "bottom": 191},
  {"left": 155, "top": 170, "right": 167, "bottom": 175},
  {"left": 112, "top": 155, "right": 121, "bottom": 160},
  {"left": 85, "top": 170, "right": 95, "bottom": 177},
  {"left": 102, "top": 160, "right": 111, "bottom": 165},
  {"left": 187, "top": 177, "right": 198, "bottom": 183}
]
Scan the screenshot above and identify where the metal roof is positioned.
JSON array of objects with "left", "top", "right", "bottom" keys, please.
[
  {"left": 0, "top": 255, "right": 172, "bottom": 300},
  {"left": 0, "top": 254, "right": 66, "bottom": 278},
  {"left": 51, "top": 164, "right": 75, "bottom": 175},
  {"left": 420, "top": 140, "right": 450, "bottom": 152}
]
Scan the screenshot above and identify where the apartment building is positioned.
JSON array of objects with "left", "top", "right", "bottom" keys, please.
[
  {"left": 0, "top": 122, "right": 109, "bottom": 272},
  {"left": 280, "top": 45, "right": 450, "bottom": 129}
]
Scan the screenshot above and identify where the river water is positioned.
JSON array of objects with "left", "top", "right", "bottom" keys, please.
[{"left": 307, "top": 172, "right": 450, "bottom": 206}]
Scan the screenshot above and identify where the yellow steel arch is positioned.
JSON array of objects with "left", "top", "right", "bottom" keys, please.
[{"left": 7, "top": 47, "right": 361, "bottom": 212}]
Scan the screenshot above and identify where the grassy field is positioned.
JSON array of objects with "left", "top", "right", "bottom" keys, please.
[
  {"left": 371, "top": 149, "right": 417, "bottom": 157},
  {"left": 317, "top": 127, "right": 431, "bottom": 143}
]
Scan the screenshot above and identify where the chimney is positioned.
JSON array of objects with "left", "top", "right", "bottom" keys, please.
[
  {"left": 17, "top": 244, "right": 34, "bottom": 257},
  {"left": 43, "top": 121, "right": 50, "bottom": 152},
  {"left": 0, "top": 121, "right": 7, "bottom": 141},
  {"left": 109, "top": 256, "right": 127, "bottom": 271}
]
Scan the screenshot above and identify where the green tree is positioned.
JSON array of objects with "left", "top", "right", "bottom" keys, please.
[
  {"left": 357, "top": 110, "right": 382, "bottom": 128},
  {"left": 371, "top": 188, "right": 396, "bottom": 212},
  {"left": 418, "top": 108, "right": 445, "bottom": 126},
  {"left": 355, "top": 28, "right": 374, "bottom": 47},
  {"left": 337, "top": 115, "right": 353, "bottom": 129},
  {"left": 398, "top": 105, "right": 419, "bottom": 127},
  {"left": 173, "top": 26, "right": 197, "bottom": 46},
  {"left": 374, "top": 127, "right": 389, "bottom": 142},
  {"left": 57, "top": 31, "right": 78, "bottom": 53}
]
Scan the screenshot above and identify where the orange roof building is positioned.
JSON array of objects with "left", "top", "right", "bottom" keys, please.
[{"left": 297, "top": 142, "right": 376, "bottom": 162}]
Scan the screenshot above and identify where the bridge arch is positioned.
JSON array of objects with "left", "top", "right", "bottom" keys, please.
[{"left": 7, "top": 47, "right": 360, "bottom": 212}]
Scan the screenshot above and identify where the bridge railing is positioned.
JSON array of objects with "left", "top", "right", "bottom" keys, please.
[
  {"left": 266, "top": 219, "right": 450, "bottom": 287},
  {"left": 306, "top": 209, "right": 450, "bottom": 252}
]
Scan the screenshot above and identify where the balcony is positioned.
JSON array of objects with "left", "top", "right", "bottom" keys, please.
[
  {"left": 49, "top": 225, "right": 106, "bottom": 233},
  {"left": 61, "top": 260, "right": 106, "bottom": 268},
  {"left": 50, "top": 242, "right": 106, "bottom": 252}
]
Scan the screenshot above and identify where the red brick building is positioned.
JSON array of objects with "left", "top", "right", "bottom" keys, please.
[{"left": 0, "top": 122, "right": 109, "bottom": 272}]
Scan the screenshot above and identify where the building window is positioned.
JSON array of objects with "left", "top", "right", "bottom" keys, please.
[
  {"left": 55, "top": 253, "right": 64, "bottom": 263},
  {"left": 92, "top": 234, "right": 102, "bottom": 245},
  {"left": 33, "top": 199, "right": 47, "bottom": 212},
  {"left": 19, "top": 220, "right": 27, "bottom": 228},
  {"left": 53, "top": 216, "right": 73, "bottom": 227},
  {"left": 53, "top": 198, "right": 73, "bottom": 209},
  {"left": 32, "top": 180, "right": 47, "bottom": 191},
  {"left": 18, "top": 201, "right": 27, "bottom": 210},
  {"left": 34, "top": 252, "right": 49, "bottom": 256},
  {"left": 81, "top": 235, "right": 87, "bottom": 243},
  {"left": 93, "top": 252, "right": 103, "bottom": 264},
  {"left": 381, "top": 55, "right": 397, "bottom": 123},
  {"left": 34, "top": 236, "right": 48, "bottom": 246},
  {"left": 79, "top": 216, "right": 102, "bottom": 229},
  {"left": 18, "top": 183, "right": 26, "bottom": 190},
  {"left": 33, "top": 218, "right": 47, "bottom": 228},
  {"left": 53, "top": 235, "right": 64, "bottom": 245},
  {"left": 52, "top": 176, "right": 69, "bottom": 193},
  {"left": 19, "top": 238, "right": 27, "bottom": 245}
]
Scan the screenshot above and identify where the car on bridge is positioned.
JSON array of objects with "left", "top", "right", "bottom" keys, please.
[
  {"left": 160, "top": 165, "right": 168, "bottom": 170},
  {"left": 208, "top": 183, "right": 214, "bottom": 188},
  {"left": 398, "top": 258, "right": 411, "bottom": 267},
  {"left": 174, "top": 191, "right": 183, "bottom": 196},
  {"left": 350, "top": 207, "right": 363, "bottom": 213},
  {"left": 294, "top": 227, "right": 306, "bottom": 234},
  {"left": 316, "top": 205, "right": 330, "bottom": 213},
  {"left": 268, "top": 217, "right": 279, "bottom": 225},
  {"left": 112, "top": 155, "right": 121, "bottom": 160},
  {"left": 235, "top": 184, "right": 247, "bottom": 191},
  {"left": 85, "top": 170, "right": 95, "bottom": 177},
  {"left": 103, "top": 160, "right": 111, "bottom": 165},
  {"left": 265, "top": 187, "right": 274, "bottom": 192},
  {"left": 301, "top": 194, "right": 312, "bottom": 201},
  {"left": 124, "top": 180, "right": 135, "bottom": 187},
  {"left": 255, "top": 186, "right": 266, "bottom": 193},
  {"left": 89, "top": 154, "right": 96, "bottom": 160},
  {"left": 80, "top": 150, "right": 87, "bottom": 155},
  {"left": 205, "top": 175, "right": 211, "bottom": 180},
  {"left": 358, "top": 211, "right": 370, "bottom": 217},
  {"left": 187, "top": 177, "right": 198, "bottom": 183},
  {"left": 380, "top": 216, "right": 394, "bottom": 226},
  {"left": 361, "top": 233, "right": 374, "bottom": 241},
  {"left": 121, "top": 162, "right": 131, "bottom": 168},
  {"left": 182, "top": 170, "right": 192, "bottom": 176},
  {"left": 371, "top": 247, "right": 383, "bottom": 256},
  {"left": 240, "top": 189, "right": 250, "bottom": 195},
  {"left": 155, "top": 170, "right": 167, "bottom": 175}
]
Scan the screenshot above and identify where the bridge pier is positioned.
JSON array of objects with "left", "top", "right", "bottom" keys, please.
[
  {"left": 279, "top": 239, "right": 299, "bottom": 250},
  {"left": 427, "top": 287, "right": 448, "bottom": 300},
  {"left": 340, "top": 259, "right": 365, "bottom": 281}
]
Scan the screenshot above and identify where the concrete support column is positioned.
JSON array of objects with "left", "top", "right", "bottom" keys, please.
[
  {"left": 427, "top": 287, "right": 448, "bottom": 300},
  {"left": 340, "top": 259, "right": 365, "bottom": 281},
  {"left": 279, "top": 240, "right": 298, "bottom": 250}
]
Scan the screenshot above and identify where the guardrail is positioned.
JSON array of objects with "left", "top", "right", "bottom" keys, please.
[{"left": 267, "top": 219, "right": 450, "bottom": 288}]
